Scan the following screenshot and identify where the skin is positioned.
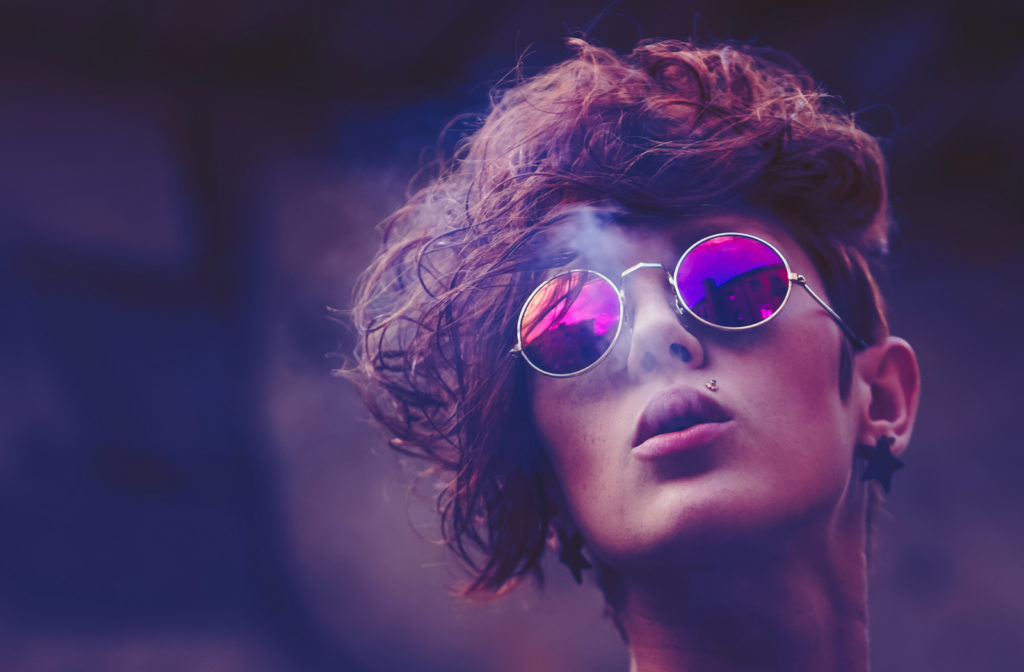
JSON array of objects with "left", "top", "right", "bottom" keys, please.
[{"left": 531, "top": 213, "right": 920, "bottom": 671}]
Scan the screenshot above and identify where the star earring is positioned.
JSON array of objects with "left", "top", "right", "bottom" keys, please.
[
  {"left": 856, "top": 436, "right": 903, "bottom": 493},
  {"left": 556, "top": 528, "right": 592, "bottom": 584}
]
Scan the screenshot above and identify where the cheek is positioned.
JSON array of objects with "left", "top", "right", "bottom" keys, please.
[
  {"left": 530, "top": 372, "right": 634, "bottom": 509},
  {"left": 530, "top": 348, "right": 625, "bottom": 443},
  {"left": 784, "top": 331, "right": 846, "bottom": 426},
  {"left": 532, "top": 374, "right": 611, "bottom": 468},
  {"left": 756, "top": 329, "right": 854, "bottom": 483},
  {"left": 728, "top": 317, "right": 849, "bottom": 443}
]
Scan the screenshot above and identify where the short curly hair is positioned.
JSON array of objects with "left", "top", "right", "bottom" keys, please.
[{"left": 346, "top": 37, "right": 892, "bottom": 597}]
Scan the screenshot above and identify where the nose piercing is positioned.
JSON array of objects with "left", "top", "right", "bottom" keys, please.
[{"left": 704, "top": 379, "right": 719, "bottom": 392}]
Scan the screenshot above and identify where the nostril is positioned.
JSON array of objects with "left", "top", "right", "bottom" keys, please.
[
  {"left": 641, "top": 352, "right": 657, "bottom": 372},
  {"left": 670, "top": 343, "right": 692, "bottom": 362}
]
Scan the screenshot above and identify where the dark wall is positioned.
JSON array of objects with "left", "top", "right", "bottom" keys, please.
[{"left": 1, "top": 1, "right": 1022, "bottom": 670}]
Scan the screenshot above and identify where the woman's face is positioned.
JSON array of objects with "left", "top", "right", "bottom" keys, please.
[{"left": 530, "top": 213, "right": 865, "bottom": 572}]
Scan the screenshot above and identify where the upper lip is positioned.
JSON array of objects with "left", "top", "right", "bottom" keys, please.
[{"left": 632, "top": 387, "right": 732, "bottom": 448}]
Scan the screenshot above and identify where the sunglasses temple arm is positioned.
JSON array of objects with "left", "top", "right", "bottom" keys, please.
[{"left": 793, "top": 275, "right": 869, "bottom": 351}]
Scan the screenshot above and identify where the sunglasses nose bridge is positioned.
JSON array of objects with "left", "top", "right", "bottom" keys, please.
[
  {"left": 618, "top": 262, "right": 675, "bottom": 322},
  {"left": 620, "top": 261, "right": 666, "bottom": 279}
]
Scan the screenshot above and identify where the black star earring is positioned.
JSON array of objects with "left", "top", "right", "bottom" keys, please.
[
  {"left": 556, "top": 528, "right": 592, "bottom": 584},
  {"left": 856, "top": 436, "right": 903, "bottom": 493}
]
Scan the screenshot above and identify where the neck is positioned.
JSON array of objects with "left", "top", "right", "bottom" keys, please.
[{"left": 618, "top": 514, "right": 870, "bottom": 672}]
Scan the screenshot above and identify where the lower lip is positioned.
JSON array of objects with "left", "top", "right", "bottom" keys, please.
[{"left": 632, "top": 421, "right": 732, "bottom": 461}]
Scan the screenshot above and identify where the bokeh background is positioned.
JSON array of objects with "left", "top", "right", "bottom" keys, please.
[{"left": 1, "top": 1, "right": 1022, "bottom": 670}]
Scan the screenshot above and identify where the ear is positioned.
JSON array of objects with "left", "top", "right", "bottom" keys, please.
[{"left": 853, "top": 336, "right": 921, "bottom": 456}]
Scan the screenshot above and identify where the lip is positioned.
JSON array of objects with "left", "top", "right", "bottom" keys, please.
[
  {"left": 632, "top": 387, "right": 732, "bottom": 460},
  {"left": 631, "top": 420, "right": 733, "bottom": 460}
]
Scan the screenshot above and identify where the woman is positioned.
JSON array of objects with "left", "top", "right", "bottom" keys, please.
[{"left": 348, "top": 37, "right": 920, "bottom": 671}]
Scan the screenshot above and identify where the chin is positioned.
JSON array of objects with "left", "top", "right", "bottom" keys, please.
[{"left": 596, "top": 484, "right": 845, "bottom": 571}]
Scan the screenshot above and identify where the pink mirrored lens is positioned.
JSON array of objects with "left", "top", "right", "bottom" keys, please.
[
  {"left": 675, "top": 235, "right": 789, "bottom": 328},
  {"left": 520, "top": 271, "right": 621, "bottom": 375}
]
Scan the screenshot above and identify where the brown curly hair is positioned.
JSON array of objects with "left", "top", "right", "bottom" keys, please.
[{"left": 345, "top": 37, "right": 893, "bottom": 597}]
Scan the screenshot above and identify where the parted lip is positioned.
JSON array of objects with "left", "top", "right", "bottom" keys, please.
[{"left": 632, "top": 387, "right": 732, "bottom": 448}]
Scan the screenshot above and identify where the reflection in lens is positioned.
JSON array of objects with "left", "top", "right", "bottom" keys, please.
[
  {"left": 520, "top": 271, "right": 621, "bottom": 375},
  {"left": 675, "top": 235, "right": 789, "bottom": 328}
]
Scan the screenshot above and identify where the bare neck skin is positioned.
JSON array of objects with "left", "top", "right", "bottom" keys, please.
[{"left": 619, "top": 495, "right": 871, "bottom": 672}]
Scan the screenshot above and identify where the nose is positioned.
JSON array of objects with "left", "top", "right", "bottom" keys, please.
[{"left": 623, "top": 271, "right": 705, "bottom": 378}]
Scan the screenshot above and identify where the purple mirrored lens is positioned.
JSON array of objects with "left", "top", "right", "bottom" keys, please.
[
  {"left": 520, "top": 271, "right": 621, "bottom": 375},
  {"left": 675, "top": 235, "right": 789, "bottom": 328}
]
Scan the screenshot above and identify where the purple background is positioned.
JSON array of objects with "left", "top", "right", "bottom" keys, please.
[{"left": 1, "top": 1, "right": 1021, "bottom": 670}]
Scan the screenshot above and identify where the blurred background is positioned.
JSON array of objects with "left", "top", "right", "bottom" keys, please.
[{"left": 1, "top": 0, "right": 1021, "bottom": 670}]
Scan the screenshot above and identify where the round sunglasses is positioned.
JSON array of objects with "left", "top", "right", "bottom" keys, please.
[{"left": 511, "top": 232, "right": 868, "bottom": 377}]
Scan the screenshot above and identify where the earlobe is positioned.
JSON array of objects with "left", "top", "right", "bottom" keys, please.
[{"left": 854, "top": 336, "right": 921, "bottom": 456}]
